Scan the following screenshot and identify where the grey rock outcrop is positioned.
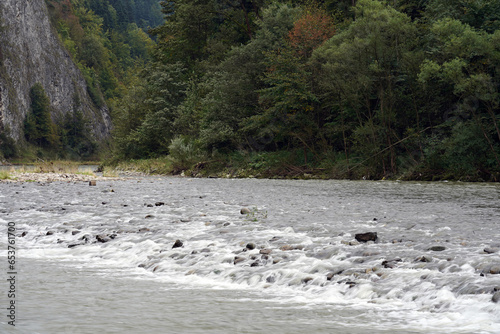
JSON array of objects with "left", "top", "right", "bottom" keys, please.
[{"left": 0, "top": 0, "right": 111, "bottom": 142}]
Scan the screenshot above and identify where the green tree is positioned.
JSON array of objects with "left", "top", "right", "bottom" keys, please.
[
  {"left": 313, "top": 0, "right": 419, "bottom": 175},
  {"left": 25, "top": 83, "right": 59, "bottom": 148}
]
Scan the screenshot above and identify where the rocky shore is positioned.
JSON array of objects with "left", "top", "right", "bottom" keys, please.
[{"left": 0, "top": 172, "right": 121, "bottom": 183}]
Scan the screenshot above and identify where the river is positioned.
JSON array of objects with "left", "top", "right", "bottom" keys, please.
[{"left": 1, "top": 177, "right": 499, "bottom": 333}]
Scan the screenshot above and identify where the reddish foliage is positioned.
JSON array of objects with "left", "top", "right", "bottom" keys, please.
[
  {"left": 288, "top": 9, "right": 335, "bottom": 58},
  {"left": 47, "top": 0, "right": 84, "bottom": 42}
]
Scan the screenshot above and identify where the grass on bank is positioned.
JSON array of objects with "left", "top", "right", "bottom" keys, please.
[
  {"left": 0, "top": 170, "right": 12, "bottom": 180},
  {"left": 103, "top": 146, "right": 500, "bottom": 182}
]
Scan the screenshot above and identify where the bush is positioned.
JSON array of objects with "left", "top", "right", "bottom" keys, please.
[{"left": 168, "top": 136, "right": 205, "bottom": 172}]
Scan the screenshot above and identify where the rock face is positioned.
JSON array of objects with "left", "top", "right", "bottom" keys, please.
[{"left": 0, "top": 0, "right": 111, "bottom": 142}]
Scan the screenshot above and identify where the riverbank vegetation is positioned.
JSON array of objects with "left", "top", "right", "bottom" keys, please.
[
  {"left": 109, "top": 0, "right": 500, "bottom": 181},
  {"left": 2, "top": 0, "right": 500, "bottom": 182}
]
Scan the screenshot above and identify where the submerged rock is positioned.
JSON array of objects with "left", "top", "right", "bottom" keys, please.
[
  {"left": 326, "top": 269, "right": 344, "bottom": 281},
  {"left": 155, "top": 202, "right": 165, "bottom": 206},
  {"left": 428, "top": 246, "right": 446, "bottom": 252},
  {"left": 234, "top": 256, "right": 245, "bottom": 265},
  {"left": 96, "top": 234, "right": 110, "bottom": 243},
  {"left": 355, "top": 232, "right": 377, "bottom": 242},
  {"left": 415, "top": 255, "right": 433, "bottom": 263},
  {"left": 484, "top": 247, "right": 498, "bottom": 254},
  {"left": 246, "top": 243, "right": 256, "bottom": 250},
  {"left": 382, "top": 258, "right": 402, "bottom": 269},
  {"left": 493, "top": 292, "right": 500, "bottom": 303}
]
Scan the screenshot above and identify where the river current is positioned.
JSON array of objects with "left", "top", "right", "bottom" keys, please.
[{"left": 1, "top": 177, "right": 499, "bottom": 333}]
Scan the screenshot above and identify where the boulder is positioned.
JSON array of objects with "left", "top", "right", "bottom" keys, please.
[
  {"left": 89, "top": 180, "right": 96, "bottom": 186},
  {"left": 46, "top": 231, "right": 54, "bottom": 236},
  {"left": 72, "top": 230, "right": 80, "bottom": 235},
  {"left": 155, "top": 202, "right": 165, "bottom": 206},
  {"left": 355, "top": 232, "right": 378, "bottom": 243},
  {"left": 484, "top": 247, "right": 498, "bottom": 254},
  {"left": 240, "top": 208, "right": 251, "bottom": 214},
  {"left": 234, "top": 256, "right": 245, "bottom": 265},
  {"left": 260, "top": 249, "right": 272, "bottom": 255},
  {"left": 246, "top": 243, "right": 256, "bottom": 250},
  {"left": 172, "top": 239, "right": 183, "bottom": 248}
]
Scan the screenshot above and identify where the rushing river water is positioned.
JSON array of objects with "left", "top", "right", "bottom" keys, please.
[{"left": 1, "top": 177, "right": 499, "bottom": 333}]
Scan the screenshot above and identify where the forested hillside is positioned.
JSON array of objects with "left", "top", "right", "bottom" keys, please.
[
  {"left": 0, "top": 0, "right": 161, "bottom": 160},
  {"left": 108, "top": 0, "right": 500, "bottom": 181},
  {"left": 3, "top": 0, "right": 500, "bottom": 181}
]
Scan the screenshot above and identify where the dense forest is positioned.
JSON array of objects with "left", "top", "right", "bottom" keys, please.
[{"left": 6, "top": 0, "right": 500, "bottom": 181}]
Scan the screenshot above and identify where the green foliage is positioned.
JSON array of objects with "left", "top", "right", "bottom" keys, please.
[
  {"left": 0, "top": 127, "right": 18, "bottom": 159},
  {"left": 167, "top": 136, "right": 205, "bottom": 172},
  {"left": 105, "top": 0, "right": 500, "bottom": 180}
]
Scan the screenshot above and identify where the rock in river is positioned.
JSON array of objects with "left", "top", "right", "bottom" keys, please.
[
  {"left": 240, "top": 207, "right": 251, "bottom": 214},
  {"left": 172, "top": 239, "right": 183, "bottom": 248},
  {"left": 493, "top": 292, "right": 500, "bottom": 303},
  {"left": 355, "top": 232, "right": 378, "bottom": 243},
  {"left": 428, "top": 246, "right": 446, "bottom": 252}
]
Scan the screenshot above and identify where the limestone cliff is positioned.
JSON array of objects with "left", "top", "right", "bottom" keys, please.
[{"left": 0, "top": 0, "right": 111, "bottom": 143}]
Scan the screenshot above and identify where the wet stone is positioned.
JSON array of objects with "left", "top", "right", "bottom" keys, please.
[
  {"left": 246, "top": 243, "right": 256, "bottom": 250},
  {"left": 489, "top": 266, "right": 500, "bottom": 275},
  {"left": 302, "top": 277, "right": 314, "bottom": 284},
  {"left": 266, "top": 275, "right": 276, "bottom": 283},
  {"left": 428, "top": 246, "right": 446, "bottom": 252},
  {"left": 155, "top": 202, "right": 165, "bottom": 206},
  {"left": 72, "top": 230, "right": 80, "bottom": 235},
  {"left": 484, "top": 247, "right": 498, "bottom": 254},
  {"left": 382, "top": 258, "right": 402, "bottom": 269},
  {"left": 172, "top": 239, "right": 183, "bottom": 248},
  {"left": 96, "top": 235, "right": 111, "bottom": 243},
  {"left": 355, "top": 232, "right": 378, "bottom": 243},
  {"left": 326, "top": 269, "right": 344, "bottom": 281},
  {"left": 260, "top": 249, "right": 272, "bottom": 255},
  {"left": 493, "top": 292, "right": 500, "bottom": 303},
  {"left": 80, "top": 234, "right": 92, "bottom": 243},
  {"left": 234, "top": 256, "right": 245, "bottom": 265},
  {"left": 416, "top": 255, "right": 432, "bottom": 263},
  {"left": 240, "top": 208, "right": 251, "bottom": 214},
  {"left": 46, "top": 231, "right": 55, "bottom": 236}
]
